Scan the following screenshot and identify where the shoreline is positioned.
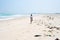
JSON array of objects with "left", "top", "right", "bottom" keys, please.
[
  {"left": 0, "top": 14, "right": 60, "bottom": 40},
  {"left": 0, "top": 13, "right": 60, "bottom": 21}
]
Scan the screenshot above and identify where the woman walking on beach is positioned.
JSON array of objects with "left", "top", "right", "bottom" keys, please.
[{"left": 30, "top": 14, "right": 33, "bottom": 24}]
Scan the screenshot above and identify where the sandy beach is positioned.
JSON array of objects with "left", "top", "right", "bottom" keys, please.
[{"left": 0, "top": 14, "right": 60, "bottom": 40}]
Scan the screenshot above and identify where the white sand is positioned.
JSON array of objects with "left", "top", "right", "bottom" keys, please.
[{"left": 0, "top": 14, "right": 60, "bottom": 40}]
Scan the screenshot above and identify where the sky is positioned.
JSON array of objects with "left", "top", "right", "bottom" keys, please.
[{"left": 0, "top": 0, "right": 60, "bottom": 14}]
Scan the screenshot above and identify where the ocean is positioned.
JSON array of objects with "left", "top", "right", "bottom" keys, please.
[
  {"left": 0, "top": 13, "right": 27, "bottom": 20},
  {"left": 0, "top": 13, "right": 60, "bottom": 20},
  {"left": 0, "top": 13, "right": 41, "bottom": 20}
]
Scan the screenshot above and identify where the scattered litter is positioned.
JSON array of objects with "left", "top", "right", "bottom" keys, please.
[{"left": 34, "top": 35, "right": 41, "bottom": 37}]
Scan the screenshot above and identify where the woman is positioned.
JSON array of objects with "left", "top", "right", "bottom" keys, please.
[{"left": 30, "top": 14, "right": 33, "bottom": 24}]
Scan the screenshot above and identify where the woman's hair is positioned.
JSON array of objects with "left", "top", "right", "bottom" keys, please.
[{"left": 31, "top": 14, "right": 32, "bottom": 16}]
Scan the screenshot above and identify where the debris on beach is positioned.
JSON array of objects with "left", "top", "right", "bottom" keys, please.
[
  {"left": 55, "top": 38, "right": 59, "bottom": 40},
  {"left": 46, "top": 16, "right": 54, "bottom": 20},
  {"left": 29, "top": 15, "right": 60, "bottom": 39},
  {"left": 47, "top": 26, "right": 54, "bottom": 29},
  {"left": 47, "top": 25, "right": 60, "bottom": 30},
  {"left": 34, "top": 35, "right": 42, "bottom": 37},
  {"left": 45, "top": 34, "right": 52, "bottom": 37},
  {"left": 56, "top": 27, "right": 60, "bottom": 30}
]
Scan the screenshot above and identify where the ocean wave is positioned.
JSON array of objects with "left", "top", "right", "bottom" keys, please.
[{"left": 0, "top": 14, "right": 26, "bottom": 20}]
